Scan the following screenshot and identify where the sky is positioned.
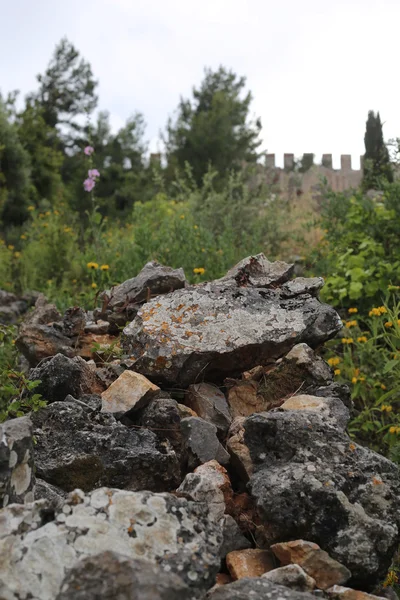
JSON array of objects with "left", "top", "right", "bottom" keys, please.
[{"left": 1, "top": 0, "right": 400, "bottom": 168}]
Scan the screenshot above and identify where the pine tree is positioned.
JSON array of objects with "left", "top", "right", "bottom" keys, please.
[{"left": 363, "top": 111, "right": 393, "bottom": 190}]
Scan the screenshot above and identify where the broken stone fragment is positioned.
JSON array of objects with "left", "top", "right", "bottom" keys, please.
[
  {"left": 30, "top": 353, "right": 104, "bottom": 402},
  {"left": 185, "top": 382, "right": 232, "bottom": 436},
  {"left": 56, "top": 551, "right": 192, "bottom": 600},
  {"left": 326, "top": 586, "right": 388, "bottom": 600},
  {"left": 34, "top": 478, "right": 67, "bottom": 510},
  {"left": 0, "top": 487, "right": 223, "bottom": 599},
  {"left": 226, "top": 417, "right": 253, "bottom": 483},
  {"left": 207, "top": 577, "right": 317, "bottom": 599},
  {"left": 181, "top": 417, "right": 230, "bottom": 469},
  {"left": 31, "top": 400, "right": 181, "bottom": 493},
  {"left": 220, "top": 515, "right": 252, "bottom": 558},
  {"left": 0, "top": 416, "right": 35, "bottom": 507},
  {"left": 107, "top": 260, "right": 186, "bottom": 311},
  {"left": 262, "top": 564, "right": 316, "bottom": 592},
  {"left": 271, "top": 540, "right": 351, "bottom": 590},
  {"left": 84, "top": 319, "right": 110, "bottom": 334},
  {"left": 227, "top": 379, "right": 265, "bottom": 418},
  {"left": 122, "top": 254, "right": 342, "bottom": 386},
  {"left": 62, "top": 306, "right": 86, "bottom": 337},
  {"left": 136, "top": 393, "right": 183, "bottom": 455},
  {"left": 226, "top": 548, "right": 275, "bottom": 580},
  {"left": 101, "top": 370, "right": 159, "bottom": 416},
  {"left": 217, "top": 254, "right": 295, "bottom": 287},
  {"left": 177, "top": 460, "right": 233, "bottom": 520},
  {"left": 281, "top": 277, "right": 324, "bottom": 298}
]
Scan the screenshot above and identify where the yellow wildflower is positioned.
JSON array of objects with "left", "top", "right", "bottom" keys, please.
[
  {"left": 193, "top": 225, "right": 198, "bottom": 230},
  {"left": 43, "top": 223, "right": 48, "bottom": 228},
  {"left": 327, "top": 357, "right": 341, "bottom": 367},
  {"left": 345, "top": 320, "right": 357, "bottom": 328},
  {"left": 20, "top": 234, "right": 27, "bottom": 240},
  {"left": 369, "top": 306, "right": 387, "bottom": 317},
  {"left": 54, "top": 210, "right": 60, "bottom": 216},
  {"left": 384, "top": 569, "right": 398, "bottom": 587},
  {"left": 27, "top": 205, "right": 35, "bottom": 211},
  {"left": 45, "top": 211, "right": 51, "bottom": 216},
  {"left": 359, "top": 376, "right": 365, "bottom": 382},
  {"left": 397, "top": 320, "right": 400, "bottom": 327},
  {"left": 334, "top": 369, "right": 341, "bottom": 376},
  {"left": 193, "top": 267, "right": 205, "bottom": 275},
  {"left": 357, "top": 336, "right": 368, "bottom": 343},
  {"left": 7, "top": 245, "right": 14, "bottom": 250},
  {"left": 47, "top": 279, "right": 53, "bottom": 285},
  {"left": 100, "top": 264, "right": 109, "bottom": 271},
  {"left": 352, "top": 377, "right": 358, "bottom": 384},
  {"left": 14, "top": 252, "right": 21, "bottom": 259},
  {"left": 72, "top": 279, "right": 77, "bottom": 284},
  {"left": 91, "top": 282, "right": 97, "bottom": 290},
  {"left": 348, "top": 307, "right": 358, "bottom": 314},
  {"left": 87, "top": 262, "right": 99, "bottom": 270},
  {"left": 389, "top": 426, "right": 397, "bottom": 434},
  {"left": 180, "top": 214, "right": 185, "bottom": 219},
  {"left": 63, "top": 227, "right": 72, "bottom": 233},
  {"left": 341, "top": 338, "right": 354, "bottom": 344},
  {"left": 385, "top": 321, "right": 393, "bottom": 328},
  {"left": 381, "top": 405, "right": 393, "bottom": 413},
  {"left": 381, "top": 384, "right": 387, "bottom": 390}
]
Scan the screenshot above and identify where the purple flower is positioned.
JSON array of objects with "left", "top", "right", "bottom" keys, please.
[
  {"left": 88, "top": 169, "right": 100, "bottom": 179},
  {"left": 83, "top": 178, "right": 96, "bottom": 192},
  {"left": 84, "top": 146, "right": 94, "bottom": 156}
]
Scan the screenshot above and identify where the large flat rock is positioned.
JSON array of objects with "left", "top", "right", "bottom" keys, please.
[{"left": 122, "top": 255, "right": 341, "bottom": 385}]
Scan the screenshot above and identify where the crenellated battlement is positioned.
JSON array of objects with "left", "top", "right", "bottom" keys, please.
[
  {"left": 262, "top": 153, "right": 364, "bottom": 195},
  {"left": 265, "top": 153, "right": 363, "bottom": 172}
]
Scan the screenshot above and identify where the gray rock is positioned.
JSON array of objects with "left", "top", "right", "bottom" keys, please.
[
  {"left": 181, "top": 417, "right": 230, "bottom": 469},
  {"left": 56, "top": 551, "right": 192, "bottom": 600},
  {"left": 0, "top": 290, "right": 34, "bottom": 325},
  {"left": 62, "top": 306, "right": 86, "bottom": 337},
  {"left": 262, "top": 564, "right": 316, "bottom": 592},
  {"left": 207, "top": 577, "right": 317, "bottom": 599},
  {"left": 122, "top": 254, "right": 341, "bottom": 386},
  {"left": 220, "top": 515, "right": 252, "bottom": 557},
  {"left": 185, "top": 383, "right": 232, "bottom": 436},
  {"left": 0, "top": 416, "right": 35, "bottom": 507},
  {"left": 31, "top": 400, "right": 181, "bottom": 493},
  {"left": 245, "top": 407, "right": 400, "bottom": 589},
  {"left": 108, "top": 261, "right": 186, "bottom": 311},
  {"left": 137, "top": 393, "right": 182, "bottom": 455},
  {"left": 34, "top": 478, "right": 67, "bottom": 510},
  {"left": 217, "top": 254, "right": 295, "bottom": 287},
  {"left": 29, "top": 353, "right": 103, "bottom": 403},
  {"left": 281, "top": 277, "right": 324, "bottom": 298},
  {"left": 0, "top": 487, "right": 223, "bottom": 599}
]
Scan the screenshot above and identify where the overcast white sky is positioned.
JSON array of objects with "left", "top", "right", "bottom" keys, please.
[{"left": 1, "top": 0, "right": 399, "bottom": 168}]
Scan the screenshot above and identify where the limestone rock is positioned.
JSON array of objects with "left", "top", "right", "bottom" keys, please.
[
  {"left": 326, "top": 586, "right": 387, "bottom": 600},
  {"left": 226, "top": 549, "right": 275, "bottom": 580},
  {"left": 185, "top": 382, "right": 232, "bottom": 436},
  {"left": 56, "top": 551, "right": 192, "bottom": 600},
  {"left": 30, "top": 353, "right": 104, "bottom": 402},
  {"left": 177, "top": 460, "right": 233, "bottom": 520},
  {"left": 271, "top": 539, "right": 351, "bottom": 590},
  {"left": 220, "top": 515, "right": 252, "bottom": 558},
  {"left": 84, "top": 318, "right": 110, "bottom": 334},
  {"left": 245, "top": 405, "right": 400, "bottom": 589},
  {"left": 207, "top": 578, "right": 317, "bottom": 599},
  {"left": 217, "top": 254, "right": 294, "bottom": 287},
  {"left": 281, "top": 277, "right": 324, "bottom": 298},
  {"left": 262, "top": 564, "right": 316, "bottom": 592},
  {"left": 0, "top": 416, "right": 35, "bottom": 507},
  {"left": 101, "top": 370, "right": 160, "bottom": 416},
  {"left": 106, "top": 261, "right": 186, "bottom": 320},
  {"left": 226, "top": 418, "right": 253, "bottom": 483},
  {"left": 122, "top": 254, "right": 341, "bottom": 386},
  {"left": 34, "top": 478, "right": 67, "bottom": 510},
  {"left": 31, "top": 400, "right": 181, "bottom": 493},
  {"left": 0, "top": 487, "right": 223, "bottom": 599},
  {"left": 181, "top": 417, "right": 230, "bottom": 469}
]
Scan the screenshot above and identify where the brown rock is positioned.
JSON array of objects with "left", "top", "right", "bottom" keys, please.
[
  {"left": 226, "top": 549, "right": 275, "bottom": 580},
  {"left": 177, "top": 403, "right": 198, "bottom": 418},
  {"left": 271, "top": 540, "right": 351, "bottom": 590},
  {"left": 77, "top": 333, "right": 119, "bottom": 360},
  {"left": 326, "top": 586, "right": 387, "bottom": 600},
  {"left": 226, "top": 419, "right": 253, "bottom": 483},
  {"left": 262, "top": 564, "right": 316, "bottom": 592},
  {"left": 101, "top": 370, "right": 159, "bottom": 415},
  {"left": 227, "top": 380, "right": 265, "bottom": 418},
  {"left": 215, "top": 573, "right": 233, "bottom": 587}
]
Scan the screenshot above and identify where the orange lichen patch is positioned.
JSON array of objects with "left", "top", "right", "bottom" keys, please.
[
  {"left": 155, "top": 356, "right": 168, "bottom": 368},
  {"left": 176, "top": 303, "right": 185, "bottom": 311},
  {"left": 185, "top": 331, "right": 194, "bottom": 337},
  {"left": 372, "top": 477, "right": 383, "bottom": 485}
]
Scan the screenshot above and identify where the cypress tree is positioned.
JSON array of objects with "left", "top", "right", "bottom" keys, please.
[{"left": 363, "top": 110, "right": 393, "bottom": 190}]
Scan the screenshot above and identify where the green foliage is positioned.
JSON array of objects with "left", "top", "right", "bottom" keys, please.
[
  {"left": 308, "top": 183, "right": 400, "bottom": 311},
  {"left": 363, "top": 110, "right": 393, "bottom": 190},
  {"left": 165, "top": 66, "right": 262, "bottom": 184},
  {"left": 0, "top": 325, "right": 46, "bottom": 422},
  {"left": 325, "top": 301, "right": 400, "bottom": 459},
  {"left": 0, "top": 100, "right": 32, "bottom": 227}
]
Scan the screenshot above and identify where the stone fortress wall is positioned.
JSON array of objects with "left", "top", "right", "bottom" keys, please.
[{"left": 263, "top": 153, "right": 363, "bottom": 196}]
